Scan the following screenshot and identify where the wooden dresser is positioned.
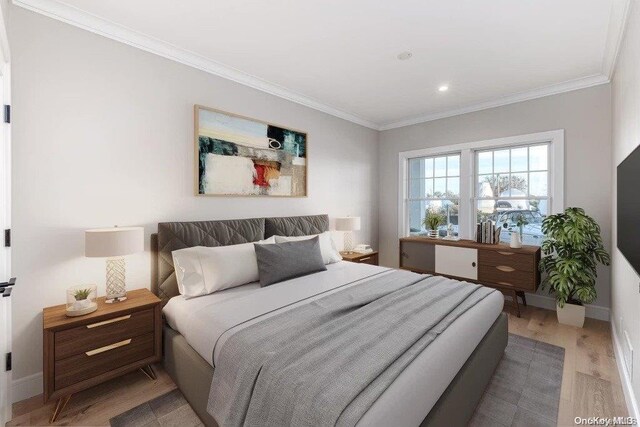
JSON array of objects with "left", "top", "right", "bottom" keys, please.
[
  {"left": 43, "top": 288, "right": 161, "bottom": 422},
  {"left": 399, "top": 237, "right": 541, "bottom": 316}
]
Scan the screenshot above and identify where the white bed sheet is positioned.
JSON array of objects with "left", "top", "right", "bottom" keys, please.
[{"left": 163, "top": 261, "right": 503, "bottom": 426}]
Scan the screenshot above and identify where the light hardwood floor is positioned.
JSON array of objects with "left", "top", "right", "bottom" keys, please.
[{"left": 6, "top": 306, "right": 629, "bottom": 426}]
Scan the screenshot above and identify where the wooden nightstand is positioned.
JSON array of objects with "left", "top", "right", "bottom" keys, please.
[
  {"left": 340, "top": 251, "right": 379, "bottom": 266},
  {"left": 43, "top": 288, "right": 161, "bottom": 422}
]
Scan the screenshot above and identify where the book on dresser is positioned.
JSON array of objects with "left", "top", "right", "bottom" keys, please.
[{"left": 399, "top": 237, "right": 541, "bottom": 317}]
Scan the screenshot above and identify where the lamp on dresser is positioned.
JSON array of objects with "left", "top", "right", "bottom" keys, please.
[
  {"left": 335, "top": 216, "right": 361, "bottom": 254},
  {"left": 85, "top": 226, "right": 144, "bottom": 303}
]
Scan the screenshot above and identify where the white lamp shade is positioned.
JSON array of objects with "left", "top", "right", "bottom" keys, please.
[
  {"left": 85, "top": 227, "right": 144, "bottom": 258},
  {"left": 335, "top": 217, "right": 361, "bottom": 231}
]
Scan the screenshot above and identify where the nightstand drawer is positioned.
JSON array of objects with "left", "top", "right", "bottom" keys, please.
[
  {"left": 54, "top": 332, "right": 155, "bottom": 390},
  {"left": 356, "top": 253, "right": 378, "bottom": 265},
  {"left": 55, "top": 308, "right": 154, "bottom": 360},
  {"left": 478, "top": 264, "right": 535, "bottom": 291}
]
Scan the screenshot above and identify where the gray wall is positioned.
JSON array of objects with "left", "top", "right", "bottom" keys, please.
[
  {"left": 379, "top": 84, "right": 612, "bottom": 310},
  {"left": 8, "top": 6, "right": 378, "bottom": 385},
  {"left": 611, "top": 0, "right": 640, "bottom": 407}
]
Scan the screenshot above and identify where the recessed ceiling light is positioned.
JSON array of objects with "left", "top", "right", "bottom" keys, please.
[
  {"left": 397, "top": 51, "right": 413, "bottom": 61},
  {"left": 438, "top": 85, "right": 449, "bottom": 92}
]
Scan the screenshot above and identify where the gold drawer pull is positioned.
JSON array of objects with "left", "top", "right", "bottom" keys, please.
[
  {"left": 85, "top": 339, "right": 131, "bottom": 356},
  {"left": 86, "top": 315, "right": 131, "bottom": 329},
  {"left": 496, "top": 266, "right": 516, "bottom": 272},
  {"left": 497, "top": 281, "right": 514, "bottom": 287},
  {"left": 359, "top": 257, "right": 371, "bottom": 261},
  {"left": 497, "top": 251, "right": 515, "bottom": 256}
]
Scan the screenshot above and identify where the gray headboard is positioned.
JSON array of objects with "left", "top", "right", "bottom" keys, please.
[{"left": 151, "top": 214, "right": 329, "bottom": 305}]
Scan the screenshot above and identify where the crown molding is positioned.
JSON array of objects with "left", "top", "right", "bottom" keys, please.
[
  {"left": 12, "top": 0, "right": 380, "bottom": 130},
  {"left": 378, "top": 74, "right": 610, "bottom": 131},
  {"left": 11, "top": 0, "right": 623, "bottom": 132},
  {"left": 603, "top": 0, "right": 631, "bottom": 79}
]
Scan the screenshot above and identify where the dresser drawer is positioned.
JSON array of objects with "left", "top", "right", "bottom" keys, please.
[
  {"left": 55, "top": 309, "right": 154, "bottom": 360},
  {"left": 479, "top": 250, "right": 534, "bottom": 272},
  {"left": 478, "top": 264, "right": 535, "bottom": 291},
  {"left": 55, "top": 332, "right": 155, "bottom": 390}
]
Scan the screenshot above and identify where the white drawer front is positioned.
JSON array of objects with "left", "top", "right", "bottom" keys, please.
[{"left": 435, "top": 246, "right": 478, "bottom": 280}]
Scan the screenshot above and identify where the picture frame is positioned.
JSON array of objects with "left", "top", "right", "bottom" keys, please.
[{"left": 194, "top": 105, "right": 308, "bottom": 197}]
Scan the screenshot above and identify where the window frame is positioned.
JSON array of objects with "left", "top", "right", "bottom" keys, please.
[
  {"left": 398, "top": 130, "right": 564, "bottom": 241},
  {"left": 406, "top": 153, "right": 461, "bottom": 235}
]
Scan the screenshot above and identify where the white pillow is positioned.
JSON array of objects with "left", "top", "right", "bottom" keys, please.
[
  {"left": 274, "top": 232, "right": 342, "bottom": 264},
  {"left": 172, "top": 236, "right": 275, "bottom": 298}
]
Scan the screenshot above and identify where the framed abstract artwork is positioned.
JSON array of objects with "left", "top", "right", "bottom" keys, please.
[{"left": 195, "top": 105, "right": 308, "bottom": 197}]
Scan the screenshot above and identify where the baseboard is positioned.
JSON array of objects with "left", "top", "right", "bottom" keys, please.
[
  {"left": 611, "top": 321, "right": 640, "bottom": 419},
  {"left": 11, "top": 372, "right": 42, "bottom": 403},
  {"left": 524, "top": 293, "right": 610, "bottom": 321}
]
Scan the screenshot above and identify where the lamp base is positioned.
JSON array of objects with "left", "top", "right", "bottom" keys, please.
[{"left": 105, "top": 257, "right": 127, "bottom": 303}]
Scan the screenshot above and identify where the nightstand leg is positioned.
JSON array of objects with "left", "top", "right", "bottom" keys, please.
[
  {"left": 140, "top": 364, "right": 157, "bottom": 380},
  {"left": 50, "top": 394, "right": 72, "bottom": 423}
]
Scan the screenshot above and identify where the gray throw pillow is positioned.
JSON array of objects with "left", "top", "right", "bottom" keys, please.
[{"left": 254, "top": 236, "right": 327, "bottom": 287}]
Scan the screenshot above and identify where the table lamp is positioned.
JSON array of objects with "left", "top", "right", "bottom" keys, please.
[
  {"left": 335, "top": 216, "right": 361, "bottom": 253},
  {"left": 85, "top": 226, "right": 144, "bottom": 303}
]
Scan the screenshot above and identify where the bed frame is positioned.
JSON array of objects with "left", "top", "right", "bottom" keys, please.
[{"left": 151, "top": 214, "right": 507, "bottom": 427}]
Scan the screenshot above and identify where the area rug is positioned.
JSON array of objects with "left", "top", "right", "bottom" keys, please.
[{"left": 110, "top": 334, "right": 563, "bottom": 427}]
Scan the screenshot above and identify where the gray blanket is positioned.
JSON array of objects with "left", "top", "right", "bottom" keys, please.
[{"left": 207, "top": 270, "right": 495, "bottom": 427}]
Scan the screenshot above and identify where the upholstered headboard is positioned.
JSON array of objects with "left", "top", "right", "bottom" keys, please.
[{"left": 151, "top": 214, "right": 329, "bottom": 305}]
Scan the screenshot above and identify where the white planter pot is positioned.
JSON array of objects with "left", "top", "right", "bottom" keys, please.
[
  {"left": 510, "top": 233, "right": 522, "bottom": 248},
  {"left": 556, "top": 302, "right": 585, "bottom": 327}
]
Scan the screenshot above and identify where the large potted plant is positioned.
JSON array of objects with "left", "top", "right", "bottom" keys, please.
[{"left": 539, "top": 207, "right": 610, "bottom": 327}]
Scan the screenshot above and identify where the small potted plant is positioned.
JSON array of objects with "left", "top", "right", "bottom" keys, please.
[
  {"left": 66, "top": 284, "right": 98, "bottom": 317},
  {"left": 423, "top": 207, "right": 445, "bottom": 238},
  {"left": 503, "top": 213, "right": 528, "bottom": 248},
  {"left": 539, "top": 207, "right": 610, "bottom": 327}
]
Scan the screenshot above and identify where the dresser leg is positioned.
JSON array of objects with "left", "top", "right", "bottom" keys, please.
[
  {"left": 140, "top": 364, "right": 157, "bottom": 380},
  {"left": 512, "top": 290, "right": 521, "bottom": 318},
  {"left": 50, "top": 394, "right": 72, "bottom": 423},
  {"left": 517, "top": 291, "right": 527, "bottom": 307}
]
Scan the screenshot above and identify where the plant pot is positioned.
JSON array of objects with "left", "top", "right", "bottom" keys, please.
[
  {"left": 556, "top": 302, "right": 585, "bottom": 327},
  {"left": 427, "top": 230, "right": 438, "bottom": 238}
]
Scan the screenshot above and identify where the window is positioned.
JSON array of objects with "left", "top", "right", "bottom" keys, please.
[
  {"left": 399, "top": 130, "right": 564, "bottom": 245},
  {"left": 407, "top": 154, "right": 460, "bottom": 236},
  {"left": 474, "top": 144, "right": 549, "bottom": 245}
]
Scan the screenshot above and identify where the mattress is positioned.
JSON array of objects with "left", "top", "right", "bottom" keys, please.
[{"left": 163, "top": 261, "right": 503, "bottom": 426}]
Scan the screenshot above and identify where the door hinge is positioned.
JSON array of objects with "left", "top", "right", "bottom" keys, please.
[
  {"left": 4, "top": 229, "right": 9, "bottom": 247},
  {"left": 5, "top": 352, "right": 10, "bottom": 371},
  {"left": 3, "top": 105, "right": 9, "bottom": 124}
]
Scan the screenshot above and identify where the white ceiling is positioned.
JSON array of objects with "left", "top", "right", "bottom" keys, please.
[{"left": 14, "top": 0, "right": 630, "bottom": 130}]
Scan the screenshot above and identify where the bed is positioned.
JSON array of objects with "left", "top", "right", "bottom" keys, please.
[{"left": 151, "top": 214, "right": 507, "bottom": 427}]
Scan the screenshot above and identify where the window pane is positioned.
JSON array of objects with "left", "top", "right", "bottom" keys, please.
[
  {"left": 476, "top": 200, "right": 547, "bottom": 245},
  {"left": 447, "top": 177, "right": 460, "bottom": 198},
  {"left": 408, "top": 200, "right": 459, "bottom": 236},
  {"left": 510, "top": 173, "right": 528, "bottom": 198},
  {"left": 529, "top": 145, "right": 548, "bottom": 171},
  {"left": 409, "top": 158, "right": 422, "bottom": 179},
  {"left": 477, "top": 152, "right": 492, "bottom": 174},
  {"left": 434, "top": 177, "right": 446, "bottom": 196},
  {"left": 434, "top": 157, "right": 447, "bottom": 177},
  {"left": 424, "top": 158, "right": 434, "bottom": 178},
  {"left": 409, "top": 179, "right": 434, "bottom": 198},
  {"left": 494, "top": 150, "right": 509, "bottom": 173},
  {"left": 529, "top": 172, "right": 548, "bottom": 197},
  {"left": 447, "top": 155, "right": 460, "bottom": 176},
  {"left": 477, "top": 174, "right": 495, "bottom": 198},
  {"left": 511, "top": 147, "right": 528, "bottom": 172}
]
